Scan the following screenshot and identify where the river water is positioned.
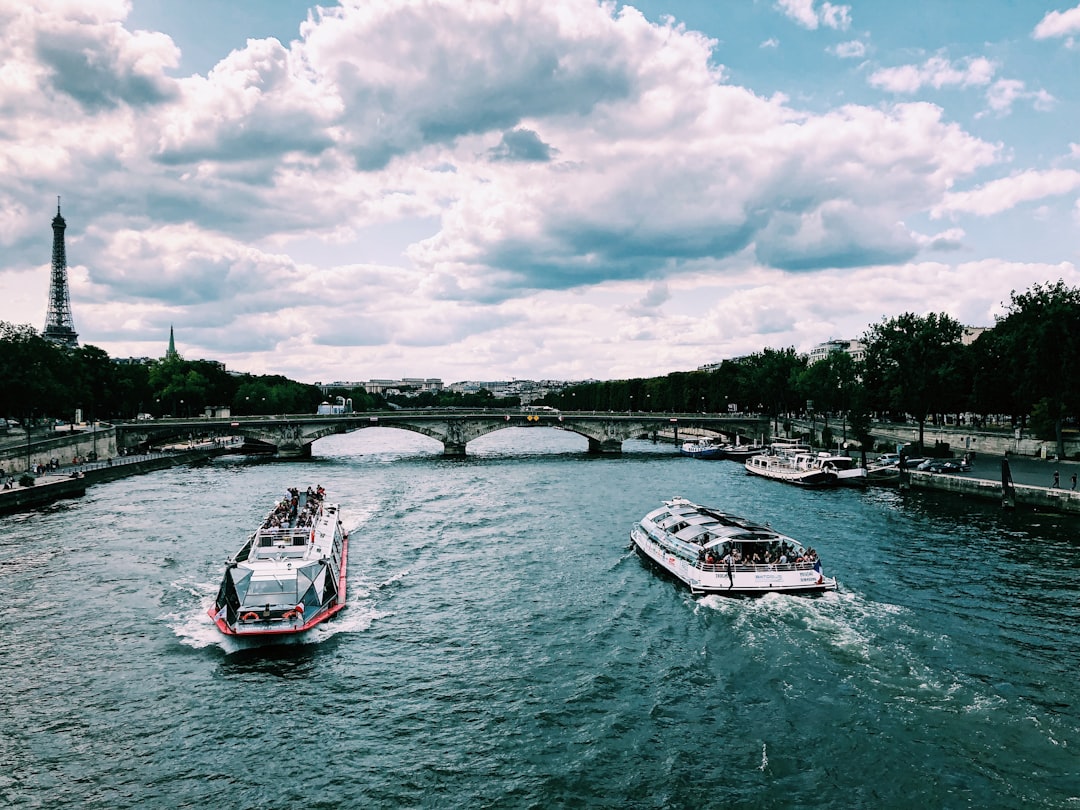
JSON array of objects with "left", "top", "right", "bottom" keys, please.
[{"left": 2, "top": 428, "right": 1077, "bottom": 809}]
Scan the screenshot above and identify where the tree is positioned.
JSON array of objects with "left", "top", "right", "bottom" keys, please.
[
  {"left": 0, "top": 322, "right": 67, "bottom": 421},
  {"left": 741, "top": 348, "right": 805, "bottom": 436},
  {"left": 993, "top": 281, "right": 1080, "bottom": 457},
  {"left": 861, "top": 312, "right": 963, "bottom": 450}
]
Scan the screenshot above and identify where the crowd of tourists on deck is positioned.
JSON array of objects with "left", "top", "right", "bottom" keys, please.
[
  {"left": 261, "top": 485, "right": 325, "bottom": 531},
  {"left": 696, "top": 540, "right": 819, "bottom": 569}
]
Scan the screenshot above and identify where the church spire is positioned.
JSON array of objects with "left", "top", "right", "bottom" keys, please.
[{"left": 165, "top": 325, "right": 180, "bottom": 361}]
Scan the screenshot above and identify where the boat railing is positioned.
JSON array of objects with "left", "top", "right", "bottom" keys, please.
[{"left": 695, "top": 560, "right": 818, "bottom": 573}]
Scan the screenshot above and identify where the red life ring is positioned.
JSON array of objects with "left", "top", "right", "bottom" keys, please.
[
  {"left": 240, "top": 612, "right": 259, "bottom": 622},
  {"left": 283, "top": 610, "right": 297, "bottom": 620}
]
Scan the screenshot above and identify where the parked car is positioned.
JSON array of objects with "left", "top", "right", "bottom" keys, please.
[{"left": 916, "top": 458, "right": 970, "bottom": 473}]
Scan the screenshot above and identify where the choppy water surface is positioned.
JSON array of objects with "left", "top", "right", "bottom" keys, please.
[{"left": 2, "top": 428, "right": 1078, "bottom": 809}]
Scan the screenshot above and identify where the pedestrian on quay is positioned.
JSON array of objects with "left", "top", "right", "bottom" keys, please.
[
  {"left": 1052, "top": 470, "right": 1060, "bottom": 489},
  {"left": 1072, "top": 473, "right": 1077, "bottom": 491}
]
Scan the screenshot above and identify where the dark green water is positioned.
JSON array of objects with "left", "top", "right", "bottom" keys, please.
[{"left": 3, "top": 428, "right": 1078, "bottom": 809}]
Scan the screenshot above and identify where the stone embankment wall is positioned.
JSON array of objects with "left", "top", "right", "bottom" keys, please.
[
  {"left": 869, "top": 425, "right": 1078, "bottom": 459},
  {"left": 0, "top": 427, "right": 119, "bottom": 475},
  {"left": 0, "top": 449, "right": 218, "bottom": 516},
  {"left": 908, "top": 470, "right": 1080, "bottom": 514}
]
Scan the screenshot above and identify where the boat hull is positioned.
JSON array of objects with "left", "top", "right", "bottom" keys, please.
[
  {"left": 679, "top": 446, "right": 725, "bottom": 460},
  {"left": 744, "top": 463, "right": 838, "bottom": 487}
]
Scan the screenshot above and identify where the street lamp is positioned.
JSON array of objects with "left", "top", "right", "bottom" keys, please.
[{"left": 629, "top": 395, "right": 633, "bottom": 416}]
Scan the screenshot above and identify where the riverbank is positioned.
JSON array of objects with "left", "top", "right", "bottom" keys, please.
[{"left": 0, "top": 443, "right": 241, "bottom": 516}]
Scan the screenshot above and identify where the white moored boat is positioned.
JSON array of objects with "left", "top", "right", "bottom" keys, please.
[
  {"left": 210, "top": 486, "right": 347, "bottom": 637},
  {"left": 630, "top": 497, "right": 837, "bottom": 595},
  {"left": 744, "top": 450, "right": 839, "bottom": 487}
]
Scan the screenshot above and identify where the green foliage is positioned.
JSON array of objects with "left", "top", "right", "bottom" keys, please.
[
  {"left": 861, "top": 311, "right": 964, "bottom": 446},
  {"left": 1028, "top": 398, "right": 1063, "bottom": 442},
  {"left": 994, "top": 280, "right": 1080, "bottom": 455}
]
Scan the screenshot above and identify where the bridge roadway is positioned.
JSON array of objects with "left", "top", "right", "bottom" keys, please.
[{"left": 114, "top": 410, "right": 769, "bottom": 459}]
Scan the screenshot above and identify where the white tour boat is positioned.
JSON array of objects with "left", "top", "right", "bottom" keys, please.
[
  {"left": 630, "top": 497, "right": 837, "bottom": 595},
  {"left": 210, "top": 486, "right": 347, "bottom": 637},
  {"left": 744, "top": 449, "right": 839, "bottom": 487}
]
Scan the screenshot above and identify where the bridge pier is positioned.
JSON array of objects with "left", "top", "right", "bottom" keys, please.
[
  {"left": 276, "top": 444, "right": 312, "bottom": 460},
  {"left": 587, "top": 438, "right": 623, "bottom": 454},
  {"left": 442, "top": 442, "right": 467, "bottom": 457}
]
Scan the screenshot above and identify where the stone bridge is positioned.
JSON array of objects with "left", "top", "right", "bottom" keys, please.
[{"left": 115, "top": 410, "right": 769, "bottom": 459}]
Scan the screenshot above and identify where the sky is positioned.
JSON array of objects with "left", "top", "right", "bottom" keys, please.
[{"left": 2, "top": 0, "right": 1079, "bottom": 385}]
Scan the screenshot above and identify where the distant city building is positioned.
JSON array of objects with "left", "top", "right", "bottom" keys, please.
[
  {"left": 113, "top": 356, "right": 155, "bottom": 366},
  {"left": 961, "top": 326, "right": 989, "bottom": 345},
  {"left": 42, "top": 198, "right": 79, "bottom": 347},
  {"left": 316, "top": 396, "right": 353, "bottom": 415},
  {"left": 318, "top": 378, "right": 444, "bottom": 396},
  {"left": 807, "top": 339, "right": 866, "bottom": 365}
]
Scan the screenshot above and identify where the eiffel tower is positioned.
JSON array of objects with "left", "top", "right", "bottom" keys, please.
[{"left": 43, "top": 197, "right": 79, "bottom": 347}]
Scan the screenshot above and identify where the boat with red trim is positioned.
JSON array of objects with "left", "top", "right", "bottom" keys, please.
[{"left": 209, "top": 486, "right": 347, "bottom": 636}]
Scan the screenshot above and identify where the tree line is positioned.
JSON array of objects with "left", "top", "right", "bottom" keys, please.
[
  {"left": 541, "top": 281, "right": 1080, "bottom": 456},
  {"left": 2, "top": 280, "right": 1077, "bottom": 453}
]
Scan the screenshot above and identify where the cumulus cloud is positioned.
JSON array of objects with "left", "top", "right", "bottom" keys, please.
[
  {"left": 775, "top": 0, "right": 851, "bottom": 31},
  {"left": 0, "top": 0, "right": 1046, "bottom": 381},
  {"left": 1033, "top": 4, "right": 1080, "bottom": 42},
  {"left": 832, "top": 40, "right": 865, "bottom": 58},
  {"left": 982, "top": 79, "right": 1055, "bottom": 115},
  {"left": 932, "top": 169, "right": 1080, "bottom": 218},
  {"left": 487, "top": 128, "right": 555, "bottom": 162},
  {"left": 869, "top": 55, "right": 996, "bottom": 93}
]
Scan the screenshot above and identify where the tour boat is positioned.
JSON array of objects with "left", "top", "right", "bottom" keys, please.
[
  {"left": 680, "top": 436, "right": 725, "bottom": 459},
  {"left": 744, "top": 449, "right": 839, "bottom": 488},
  {"left": 630, "top": 497, "right": 837, "bottom": 595},
  {"left": 209, "top": 486, "right": 347, "bottom": 637}
]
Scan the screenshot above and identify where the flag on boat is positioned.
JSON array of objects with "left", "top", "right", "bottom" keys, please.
[{"left": 213, "top": 604, "right": 227, "bottom": 622}]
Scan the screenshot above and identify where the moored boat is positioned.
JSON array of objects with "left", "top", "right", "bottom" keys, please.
[
  {"left": 744, "top": 449, "right": 839, "bottom": 487},
  {"left": 719, "top": 442, "right": 767, "bottom": 461},
  {"left": 864, "top": 462, "right": 901, "bottom": 486},
  {"left": 630, "top": 497, "right": 837, "bottom": 595},
  {"left": 209, "top": 486, "right": 347, "bottom": 636},
  {"left": 680, "top": 436, "right": 725, "bottom": 459},
  {"left": 814, "top": 452, "right": 867, "bottom": 487}
]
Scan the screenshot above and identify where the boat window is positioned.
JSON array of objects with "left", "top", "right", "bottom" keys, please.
[{"left": 247, "top": 579, "right": 297, "bottom": 597}]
